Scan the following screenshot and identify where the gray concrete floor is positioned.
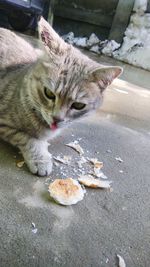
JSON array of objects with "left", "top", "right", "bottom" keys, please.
[{"left": 0, "top": 52, "right": 150, "bottom": 267}]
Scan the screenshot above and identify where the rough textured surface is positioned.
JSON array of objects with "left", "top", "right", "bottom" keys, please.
[
  {"left": 114, "top": 0, "right": 150, "bottom": 70},
  {"left": 0, "top": 53, "right": 150, "bottom": 267}
]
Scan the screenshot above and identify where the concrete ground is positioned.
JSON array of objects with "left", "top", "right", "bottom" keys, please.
[{"left": 0, "top": 52, "right": 150, "bottom": 267}]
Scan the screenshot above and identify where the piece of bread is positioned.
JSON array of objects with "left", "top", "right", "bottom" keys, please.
[
  {"left": 48, "top": 178, "right": 85, "bottom": 205},
  {"left": 78, "top": 175, "right": 112, "bottom": 189}
]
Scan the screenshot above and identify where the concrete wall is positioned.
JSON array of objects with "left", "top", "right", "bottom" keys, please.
[
  {"left": 53, "top": 0, "right": 134, "bottom": 42},
  {"left": 54, "top": 0, "right": 119, "bottom": 39},
  {"left": 59, "top": 0, "right": 119, "bottom": 12}
]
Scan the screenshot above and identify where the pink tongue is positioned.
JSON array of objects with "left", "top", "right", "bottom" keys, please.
[{"left": 50, "top": 122, "right": 57, "bottom": 130}]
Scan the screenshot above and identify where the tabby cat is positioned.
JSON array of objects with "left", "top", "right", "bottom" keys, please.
[{"left": 0, "top": 17, "right": 122, "bottom": 176}]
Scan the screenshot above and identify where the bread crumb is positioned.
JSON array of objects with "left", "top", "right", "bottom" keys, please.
[
  {"left": 117, "top": 255, "right": 126, "bottom": 267},
  {"left": 66, "top": 141, "right": 84, "bottom": 155},
  {"left": 78, "top": 175, "right": 112, "bottom": 189},
  {"left": 16, "top": 160, "right": 25, "bottom": 168}
]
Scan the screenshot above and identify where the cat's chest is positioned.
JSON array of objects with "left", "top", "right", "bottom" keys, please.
[{"left": 39, "top": 128, "right": 62, "bottom": 142}]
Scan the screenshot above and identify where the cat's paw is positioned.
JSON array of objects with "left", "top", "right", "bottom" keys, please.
[
  {"left": 20, "top": 140, "right": 53, "bottom": 176},
  {"left": 27, "top": 154, "right": 53, "bottom": 176}
]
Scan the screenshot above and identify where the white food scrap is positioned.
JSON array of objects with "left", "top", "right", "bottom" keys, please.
[
  {"left": 77, "top": 156, "right": 87, "bottom": 168},
  {"left": 66, "top": 141, "right": 84, "bottom": 155},
  {"left": 88, "top": 158, "right": 103, "bottom": 169},
  {"left": 54, "top": 161, "right": 60, "bottom": 167},
  {"left": 16, "top": 160, "right": 25, "bottom": 168},
  {"left": 106, "top": 258, "right": 109, "bottom": 263},
  {"left": 87, "top": 157, "right": 105, "bottom": 178},
  {"left": 48, "top": 178, "right": 85, "bottom": 205},
  {"left": 78, "top": 175, "right": 112, "bottom": 189},
  {"left": 93, "top": 167, "right": 103, "bottom": 178},
  {"left": 88, "top": 170, "right": 108, "bottom": 179},
  {"left": 106, "top": 149, "right": 112, "bottom": 153},
  {"left": 32, "top": 228, "right": 38, "bottom": 234},
  {"left": 53, "top": 155, "right": 72, "bottom": 165},
  {"left": 98, "top": 172, "right": 108, "bottom": 179},
  {"left": 31, "top": 222, "right": 38, "bottom": 233},
  {"left": 115, "top": 157, "right": 123, "bottom": 163},
  {"left": 117, "top": 255, "right": 126, "bottom": 267},
  {"left": 31, "top": 222, "right": 36, "bottom": 228},
  {"left": 93, "top": 167, "right": 108, "bottom": 179}
]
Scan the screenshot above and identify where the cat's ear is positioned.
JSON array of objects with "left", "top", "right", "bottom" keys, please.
[
  {"left": 89, "top": 66, "right": 123, "bottom": 92},
  {"left": 38, "top": 16, "right": 69, "bottom": 56}
]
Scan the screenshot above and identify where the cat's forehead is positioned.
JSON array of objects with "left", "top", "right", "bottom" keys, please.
[
  {"left": 45, "top": 50, "right": 100, "bottom": 100},
  {"left": 54, "top": 73, "right": 99, "bottom": 104}
]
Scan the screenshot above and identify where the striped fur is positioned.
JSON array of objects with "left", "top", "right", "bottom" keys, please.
[{"left": 0, "top": 17, "right": 122, "bottom": 176}]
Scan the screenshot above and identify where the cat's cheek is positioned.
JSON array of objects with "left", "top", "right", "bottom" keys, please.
[{"left": 40, "top": 109, "right": 53, "bottom": 125}]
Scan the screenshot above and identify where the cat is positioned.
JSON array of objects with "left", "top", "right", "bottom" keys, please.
[{"left": 0, "top": 17, "right": 122, "bottom": 176}]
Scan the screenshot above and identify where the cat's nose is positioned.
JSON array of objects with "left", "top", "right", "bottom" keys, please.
[{"left": 53, "top": 116, "right": 64, "bottom": 123}]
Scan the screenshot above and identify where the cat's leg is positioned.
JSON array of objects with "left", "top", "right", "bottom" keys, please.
[
  {"left": 0, "top": 126, "right": 53, "bottom": 176},
  {"left": 19, "top": 138, "right": 53, "bottom": 176}
]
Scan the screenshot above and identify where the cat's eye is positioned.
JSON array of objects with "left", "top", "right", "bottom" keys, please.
[
  {"left": 44, "top": 87, "right": 56, "bottom": 101},
  {"left": 71, "top": 102, "right": 86, "bottom": 110}
]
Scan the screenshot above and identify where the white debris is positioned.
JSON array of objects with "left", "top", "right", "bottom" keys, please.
[
  {"left": 93, "top": 167, "right": 103, "bottom": 178},
  {"left": 62, "top": 32, "right": 75, "bottom": 44},
  {"left": 16, "top": 160, "right": 25, "bottom": 168},
  {"left": 106, "top": 149, "right": 112, "bottom": 153},
  {"left": 133, "top": 0, "right": 147, "bottom": 14},
  {"left": 114, "top": 6, "right": 150, "bottom": 70},
  {"left": 87, "top": 157, "right": 105, "bottom": 178},
  {"left": 88, "top": 158, "right": 103, "bottom": 169},
  {"left": 73, "top": 37, "right": 88, "bottom": 48},
  {"left": 31, "top": 222, "right": 38, "bottom": 234},
  {"left": 117, "top": 255, "right": 126, "bottom": 267},
  {"left": 87, "top": 33, "right": 100, "bottom": 47},
  {"left": 63, "top": 6, "right": 150, "bottom": 70},
  {"left": 102, "top": 40, "right": 120, "bottom": 56},
  {"left": 32, "top": 228, "right": 38, "bottom": 234},
  {"left": 62, "top": 32, "right": 120, "bottom": 56},
  {"left": 90, "top": 45, "right": 100, "bottom": 54},
  {"left": 89, "top": 168, "right": 108, "bottom": 179},
  {"left": 66, "top": 141, "right": 84, "bottom": 155},
  {"left": 54, "top": 161, "right": 60, "bottom": 167},
  {"left": 115, "top": 157, "right": 123, "bottom": 163},
  {"left": 98, "top": 172, "right": 108, "bottom": 179},
  {"left": 78, "top": 175, "right": 112, "bottom": 189},
  {"left": 31, "top": 222, "right": 36, "bottom": 228},
  {"left": 77, "top": 156, "right": 87, "bottom": 168},
  {"left": 53, "top": 155, "right": 72, "bottom": 165},
  {"left": 119, "top": 170, "right": 124, "bottom": 173},
  {"left": 106, "top": 258, "right": 109, "bottom": 263}
]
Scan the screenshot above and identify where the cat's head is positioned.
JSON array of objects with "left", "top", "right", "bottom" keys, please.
[{"left": 31, "top": 17, "right": 122, "bottom": 130}]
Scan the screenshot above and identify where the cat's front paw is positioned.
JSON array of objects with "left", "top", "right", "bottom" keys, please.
[
  {"left": 20, "top": 140, "right": 53, "bottom": 176},
  {"left": 27, "top": 153, "right": 53, "bottom": 176}
]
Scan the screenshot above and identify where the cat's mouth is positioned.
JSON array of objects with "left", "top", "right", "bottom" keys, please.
[
  {"left": 50, "top": 122, "right": 58, "bottom": 130},
  {"left": 50, "top": 118, "right": 70, "bottom": 130},
  {"left": 50, "top": 120, "right": 68, "bottom": 130}
]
